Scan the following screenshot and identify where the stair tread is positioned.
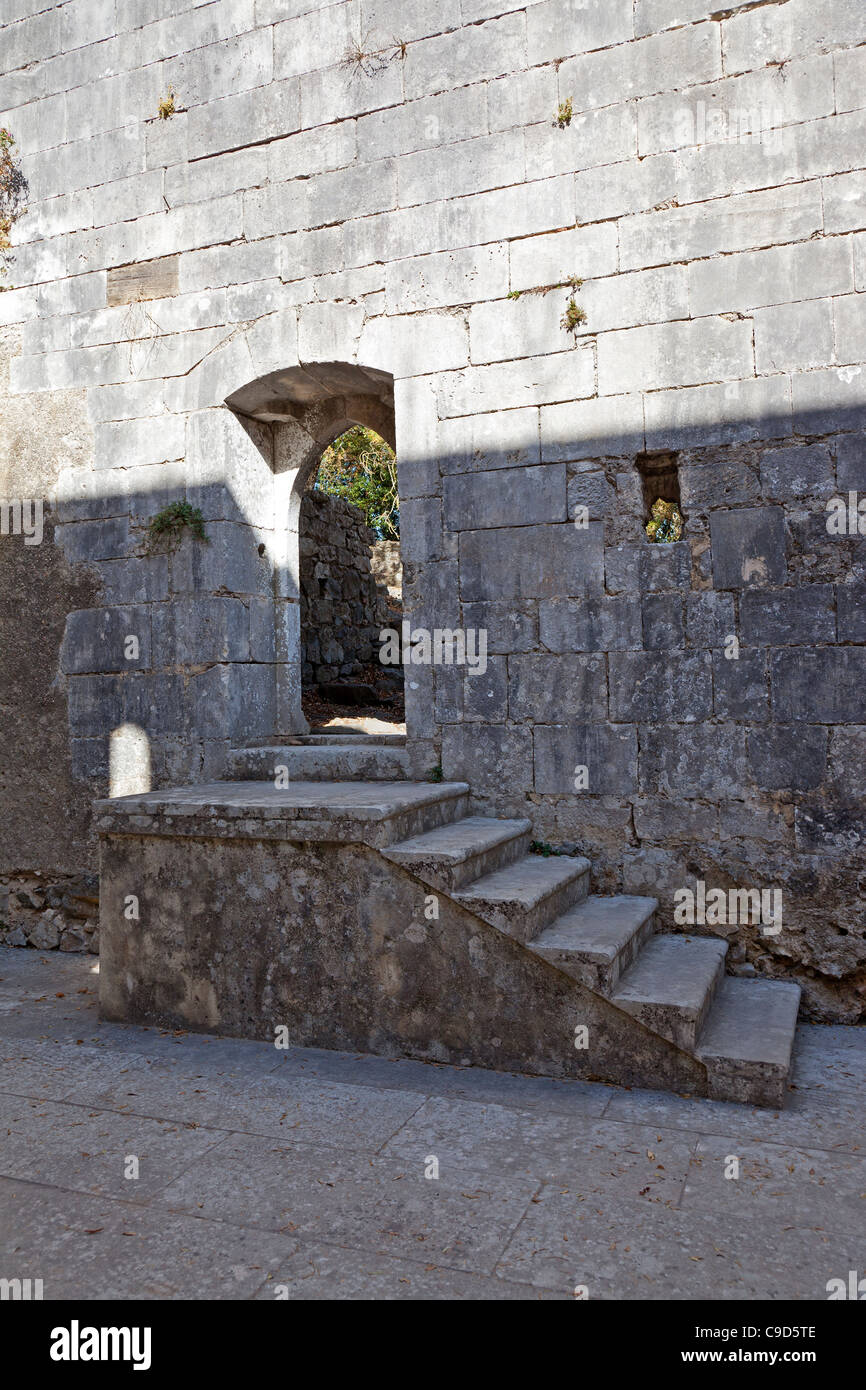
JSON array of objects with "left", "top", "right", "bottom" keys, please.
[
  {"left": 698, "top": 977, "right": 801, "bottom": 1070},
  {"left": 99, "top": 779, "right": 468, "bottom": 817},
  {"left": 530, "top": 894, "right": 657, "bottom": 962},
  {"left": 243, "top": 735, "right": 407, "bottom": 747},
  {"left": 454, "top": 854, "right": 590, "bottom": 908},
  {"left": 386, "top": 816, "right": 532, "bottom": 863},
  {"left": 613, "top": 934, "right": 728, "bottom": 1012}
]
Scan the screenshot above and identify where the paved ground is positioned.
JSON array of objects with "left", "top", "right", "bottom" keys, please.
[{"left": 0, "top": 945, "right": 863, "bottom": 1301}]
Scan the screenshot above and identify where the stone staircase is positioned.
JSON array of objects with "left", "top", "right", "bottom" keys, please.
[{"left": 216, "top": 746, "right": 801, "bottom": 1107}]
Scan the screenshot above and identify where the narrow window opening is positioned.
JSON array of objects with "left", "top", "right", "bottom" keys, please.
[{"left": 636, "top": 450, "right": 684, "bottom": 542}]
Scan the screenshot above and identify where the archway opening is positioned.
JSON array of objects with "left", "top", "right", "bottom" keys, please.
[{"left": 300, "top": 424, "right": 404, "bottom": 734}]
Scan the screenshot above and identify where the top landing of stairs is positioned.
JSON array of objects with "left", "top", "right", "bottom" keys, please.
[{"left": 94, "top": 779, "right": 470, "bottom": 849}]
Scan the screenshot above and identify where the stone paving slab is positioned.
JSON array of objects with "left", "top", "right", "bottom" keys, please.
[
  {"left": 381, "top": 1096, "right": 696, "bottom": 1200},
  {"left": 494, "top": 1192, "right": 862, "bottom": 1300},
  {"left": 153, "top": 1132, "right": 539, "bottom": 1275},
  {"left": 77, "top": 1063, "right": 429, "bottom": 1151},
  {"left": 251, "top": 1240, "right": 569, "bottom": 1301},
  {"left": 0, "top": 1096, "right": 225, "bottom": 1201},
  {"left": 0, "top": 1177, "right": 301, "bottom": 1301},
  {"left": 0, "top": 946, "right": 863, "bottom": 1300},
  {"left": 602, "top": 1085, "right": 866, "bottom": 1156}
]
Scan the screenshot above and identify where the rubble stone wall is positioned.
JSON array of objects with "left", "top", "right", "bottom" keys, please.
[{"left": 299, "top": 488, "right": 395, "bottom": 684}]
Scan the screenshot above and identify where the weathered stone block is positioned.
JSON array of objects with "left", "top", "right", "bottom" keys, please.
[
  {"left": 837, "top": 582, "right": 866, "bottom": 641},
  {"left": 152, "top": 596, "right": 250, "bottom": 667},
  {"left": 754, "top": 297, "right": 834, "bottom": 374},
  {"left": 685, "top": 592, "right": 735, "bottom": 648},
  {"left": 644, "top": 376, "right": 793, "bottom": 452},
  {"left": 442, "top": 723, "right": 533, "bottom": 799},
  {"left": 639, "top": 723, "right": 749, "bottom": 797},
  {"left": 759, "top": 443, "right": 835, "bottom": 500},
  {"left": 443, "top": 464, "right": 566, "bottom": 530},
  {"left": 597, "top": 316, "right": 754, "bottom": 395},
  {"left": 67, "top": 675, "right": 123, "bottom": 738},
  {"left": 527, "top": 0, "right": 633, "bottom": 64},
  {"left": 710, "top": 506, "right": 787, "bottom": 589},
  {"left": 836, "top": 433, "right": 866, "bottom": 490},
  {"left": 539, "top": 595, "right": 642, "bottom": 651},
  {"left": 641, "top": 593, "right": 684, "bottom": 649},
  {"left": 609, "top": 652, "right": 713, "bottom": 721},
  {"left": 462, "top": 601, "right": 537, "bottom": 653},
  {"left": 510, "top": 654, "right": 607, "bottom": 721},
  {"left": 463, "top": 656, "right": 509, "bottom": 722},
  {"left": 771, "top": 647, "right": 866, "bottom": 721},
  {"left": 540, "top": 394, "right": 645, "bottom": 461},
  {"left": 533, "top": 722, "right": 637, "bottom": 794},
  {"left": 712, "top": 650, "right": 769, "bottom": 720},
  {"left": 740, "top": 584, "right": 835, "bottom": 646},
  {"left": 680, "top": 459, "right": 759, "bottom": 511},
  {"left": 61, "top": 606, "right": 151, "bottom": 675},
  {"left": 460, "top": 522, "right": 603, "bottom": 601},
  {"left": 170, "top": 523, "right": 270, "bottom": 598},
  {"left": 749, "top": 725, "right": 827, "bottom": 790},
  {"left": 829, "top": 726, "right": 866, "bottom": 795},
  {"left": 566, "top": 469, "right": 615, "bottom": 520},
  {"left": 640, "top": 540, "right": 691, "bottom": 592},
  {"left": 123, "top": 672, "right": 188, "bottom": 737},
  {"left": 106, "top": 255, "right": 179, "bottom": 306}
]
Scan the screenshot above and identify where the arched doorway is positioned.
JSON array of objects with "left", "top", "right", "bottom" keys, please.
[
  {"left": 223, "top": 361, "right": 397, "bottom": 738},
  {"left": 300, "top": 424, "right": 404, "bottom": 735}
]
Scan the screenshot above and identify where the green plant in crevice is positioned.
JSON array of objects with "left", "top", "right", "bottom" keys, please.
[
  {"left": 146, "top": 500, "right": 209, "bottom": 551},
  {"left": 0, "top": 127, "right": 27, "bottom": 286},
  {"left": 554, "top": 98, "right": 573, "bottom": 127},
  {"left": 426, "top": 763, "right": 444, "bottom": 783},
  {"left": 505, "top": 276, "right": 587, "bottom": 335},
  {"left": 560, "top": 276, "right": 586, "bottom": 332}
]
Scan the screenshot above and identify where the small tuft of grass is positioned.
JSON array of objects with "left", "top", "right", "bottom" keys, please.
[
  {"left": 426, "top": 763, "right": 444, "bottom": 783},
  {"left": 529, "top": 840, "right": 558, "bottom": 857},
  {"left": 561, "top": 296, "right": 588, "bottom": 332},
  {"left": 146, "top": 500, "right": 208, "bottom": 551},
  {"left": 554, "top": 98, "right": 573, "bottom": 128}
]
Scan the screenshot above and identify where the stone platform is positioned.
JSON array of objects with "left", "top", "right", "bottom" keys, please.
[{"left": 96, "top": 779, "right": 800, "bottom": 1107}]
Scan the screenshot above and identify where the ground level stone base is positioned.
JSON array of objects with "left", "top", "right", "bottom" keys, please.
[{"left": 98, "top": 828, "right": 706, "bottom": 1098}]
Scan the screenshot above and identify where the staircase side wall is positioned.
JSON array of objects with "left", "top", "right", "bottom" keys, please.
[{"left": 98, "top": 826, "right": 707, "bottom": 1096}]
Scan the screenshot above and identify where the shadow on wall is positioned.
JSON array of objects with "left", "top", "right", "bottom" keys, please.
[{"left": 1, "top": 382, "right": 864, "bottom": 1017}]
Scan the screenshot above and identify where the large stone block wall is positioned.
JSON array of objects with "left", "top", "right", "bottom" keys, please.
[{"left": 0, "top": 0, "right": 864, "bottom": 1016}]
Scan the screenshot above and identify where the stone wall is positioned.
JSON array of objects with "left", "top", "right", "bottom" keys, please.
[
  {"left": 299, "top": 487, "right": 396, "bottom": 684},
  {"left": 371, "top": 538, "right": 402, "bottom": 600},
  {"left": 0, "top": 0, "right": 864, "bottom": 1017}
]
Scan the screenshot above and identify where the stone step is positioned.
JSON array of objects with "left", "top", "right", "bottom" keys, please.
[
  {"left": 527, "top": 895, "right": 657, "bottom": 993},
  {"left": 227, "top": 743, "right": 410, "bottom": 781},
  {"left": 612, "top": 934, "right": 728, "bottom": 1051},
  {"left": 382, "top": 816, "right": 533, "bottom": 892},
  {"left": 297, "top": 733, "right": 406, "bottom": 746},
  {"left": 453, "top": 854, "right": 591, "bottom": 945},
  {"left": 697, "top": 976, "right": 802, "bottom": 1108},
  {"left": 95, "top": 780, "right": 471, "bottom": 850}
]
